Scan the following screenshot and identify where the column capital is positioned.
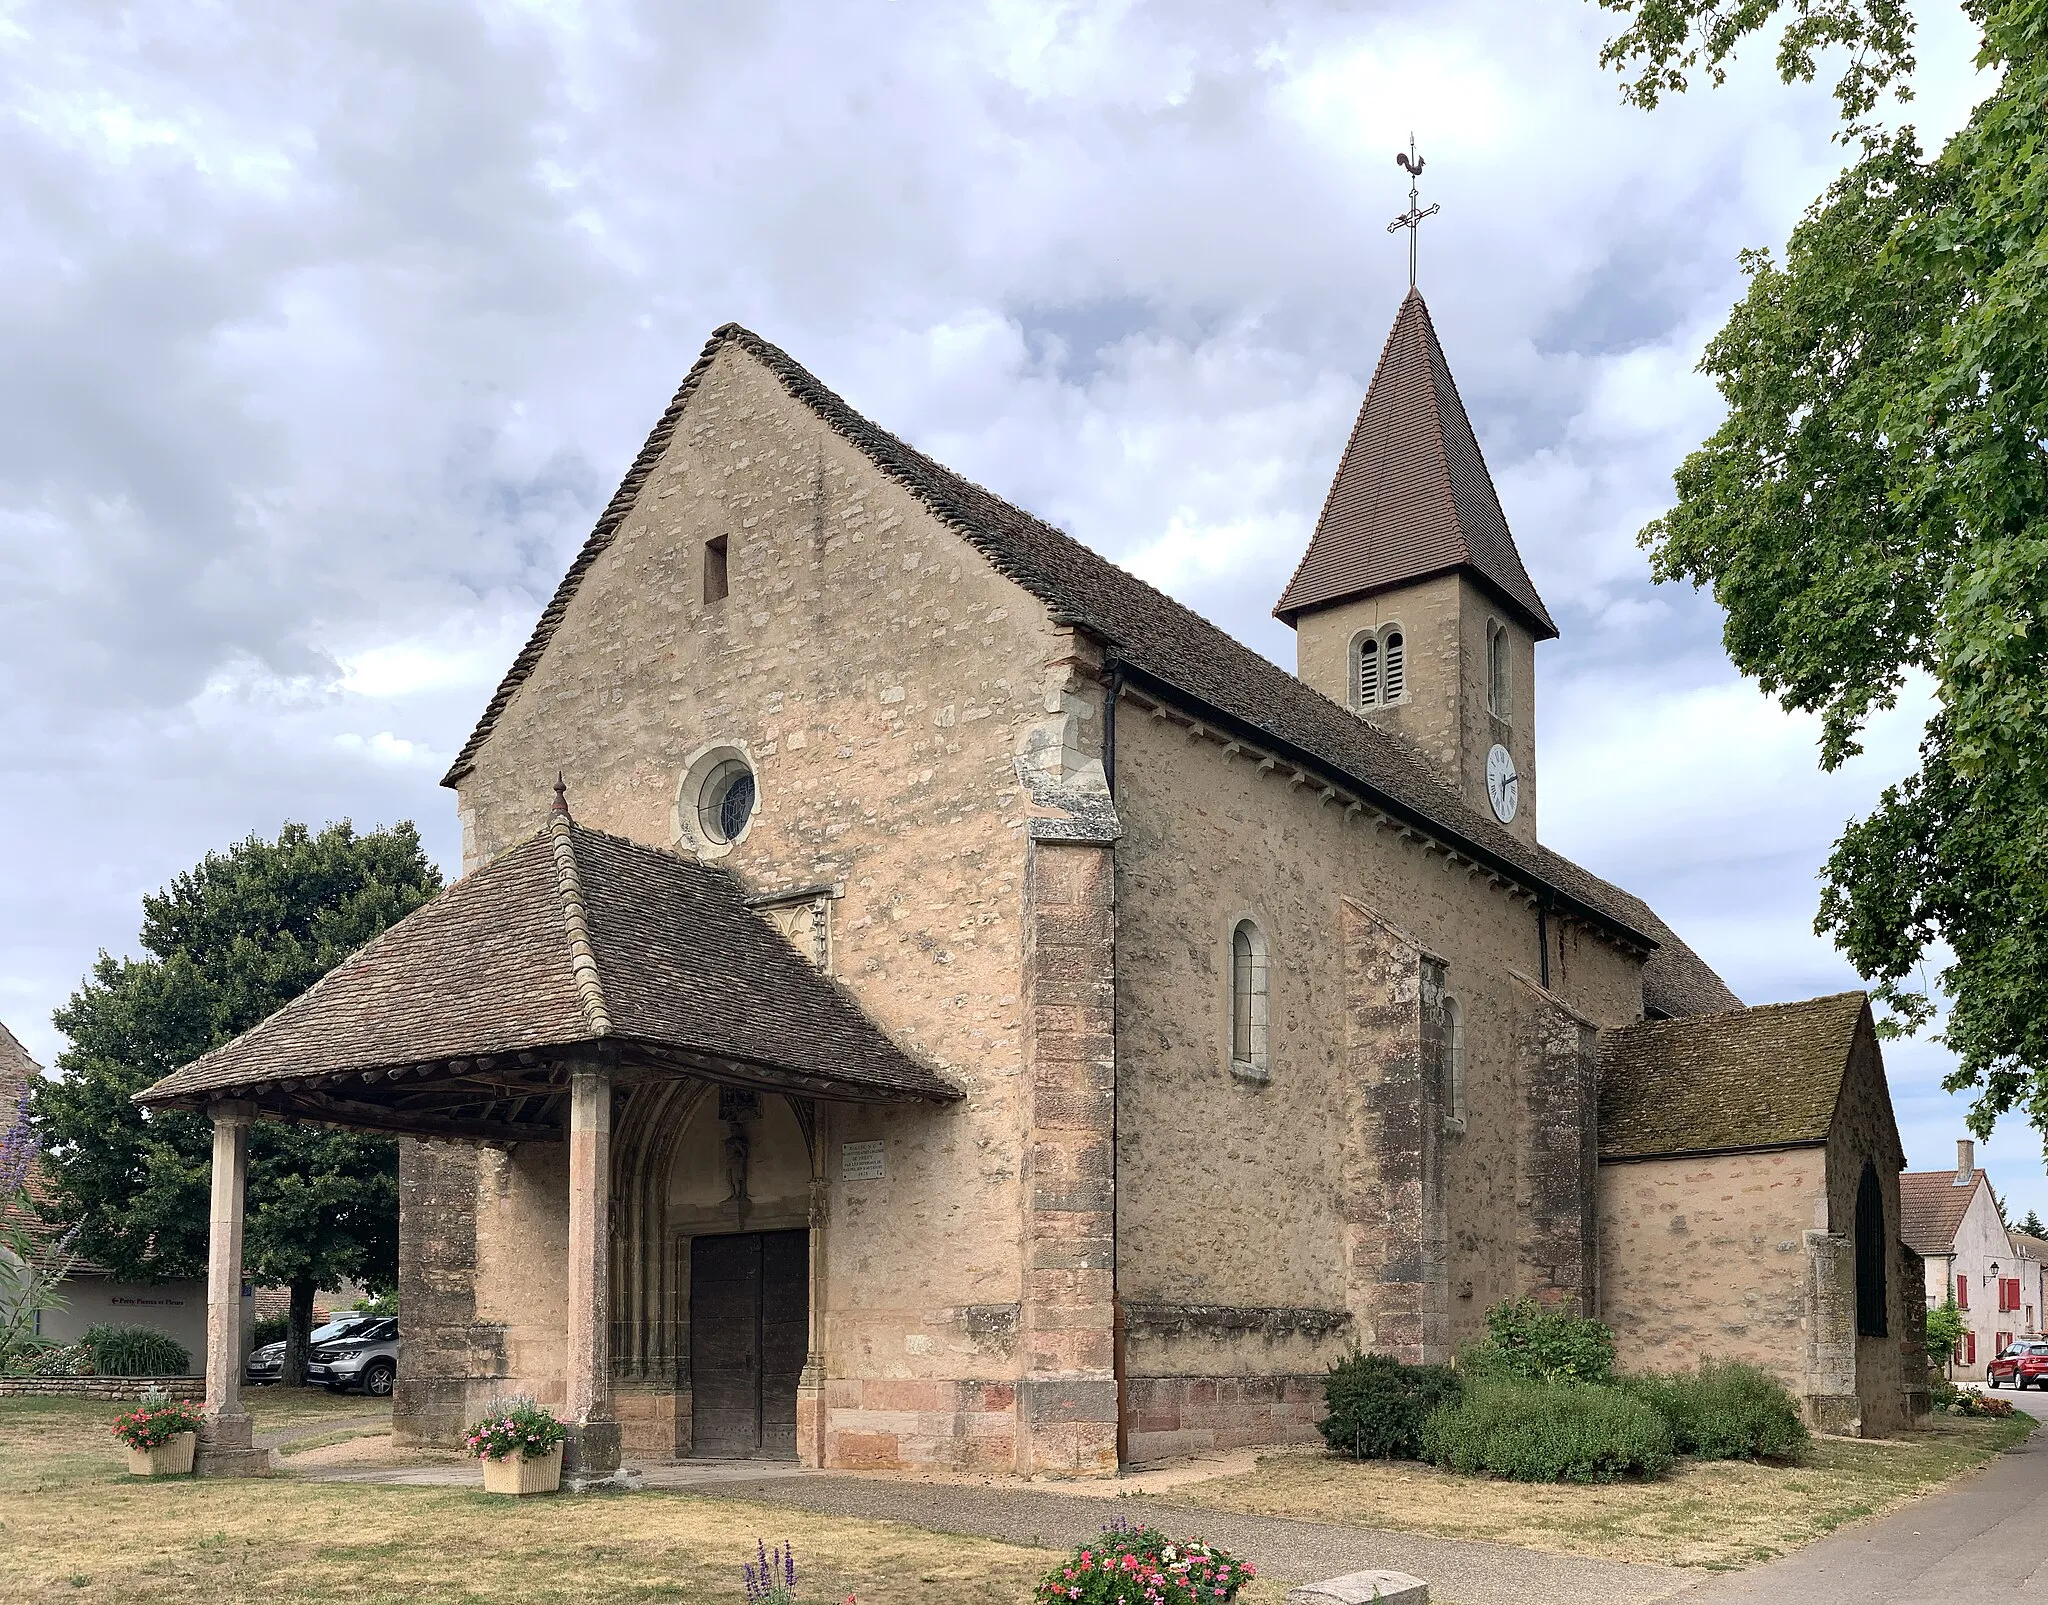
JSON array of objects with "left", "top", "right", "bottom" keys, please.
[{"left": 207, "top": 1098, "right": 259, "bottom": 1126}]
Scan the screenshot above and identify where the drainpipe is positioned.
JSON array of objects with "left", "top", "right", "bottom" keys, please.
[
  {"left": 1537, "top": 893, "right": 1552, "bottom": 990},
  {"left": 1103, "top": 661, "right": 1127, "bottom": 1465}
]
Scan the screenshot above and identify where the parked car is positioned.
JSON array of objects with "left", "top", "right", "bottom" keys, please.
[
  {"left": 306, "top": 1315, "right": 399, "bottom": 1396},
  {"left": 246, "top": 1315, "right": 386, "bottom": 1386},
  {"left": 1987, "top": 1339, "right": 2048, "bottom": 1390}
]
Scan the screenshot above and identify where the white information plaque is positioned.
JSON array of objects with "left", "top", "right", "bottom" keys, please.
[{"left": 841, "top": 1140, "right": 886, "bottom": 1181}]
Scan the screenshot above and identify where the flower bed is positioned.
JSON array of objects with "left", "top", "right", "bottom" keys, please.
[{"left": 1035, "top": 1520, "right": 1254, "bottom": 1605}]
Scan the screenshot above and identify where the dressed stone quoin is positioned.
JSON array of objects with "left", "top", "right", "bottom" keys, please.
[{"left": 138, "top": 249, "right": 1928, "bottom": 1473}]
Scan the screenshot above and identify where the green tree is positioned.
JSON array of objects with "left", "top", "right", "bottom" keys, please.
[
  {"left": 2021, "top": 1209, "right": 2046, "bottom": 1239},
  {"left": 1925, "top": 1298, "right": 1966, "bottom": 1369},
  {"left": 33, "top": 822, "right": 441, "bottom": 1383},
  {"left": 1599, "top": 0, "right": 2048, "bottom": 1140}
]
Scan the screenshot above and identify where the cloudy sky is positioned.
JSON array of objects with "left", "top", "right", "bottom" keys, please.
[{"left": 2, "top": 1, "right": 2033, "bottom": 1211}]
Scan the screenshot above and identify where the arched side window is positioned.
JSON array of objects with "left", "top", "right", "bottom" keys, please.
[
  {"left": 1350, "top": 626, "right": 1407, "bottom": 713},
  {"left": 1230, "top": 920, "right": 1269, "bottom": 1080},
  {"left": 1855, "top": 1160, "right": 1889, "bottom": 1337},
  {"left": 1444, "top": 995, "right": 1466, "bottom": 1129},
  {"left": 1487, "top": 619, "right": 1510, "bottom": 720}
]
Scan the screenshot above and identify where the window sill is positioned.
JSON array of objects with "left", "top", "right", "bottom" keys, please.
[
  {"left": 1442, "top": 1114, "right": 1467, "bottom": 1137},
  {"left": 1229, "top": 1060, "right": 1271, "bottom": 1086}
]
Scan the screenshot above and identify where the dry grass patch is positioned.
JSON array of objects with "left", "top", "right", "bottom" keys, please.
[
  {"left": 1165, "top": 1415, "right": 2036, "bottom": 1569},
  {"left": 0, "top": 1396, "right": 1070, "bottom": 1605}
]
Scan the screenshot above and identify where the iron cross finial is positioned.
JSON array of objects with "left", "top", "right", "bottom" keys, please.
[{"left": 1387, "top": 133, "right": 1440, "bottom": 290}]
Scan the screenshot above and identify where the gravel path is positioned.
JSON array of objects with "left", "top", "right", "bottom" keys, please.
[{"left": 673, "top": 1472, "right": 1694, "bottom": 1605}]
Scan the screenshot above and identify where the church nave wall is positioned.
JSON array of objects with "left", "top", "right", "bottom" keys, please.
[{"left": 1112, "top": 692, "right": 1639, "bottom": 1374}]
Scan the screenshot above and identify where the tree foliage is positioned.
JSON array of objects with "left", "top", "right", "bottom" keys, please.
[
  {"left": 32, "top": 822, "right": 440, "bottom": 1373},
  {"left": 1610, "top": 0, "right": 2048, "bottom": 1139},
  {"left": 1597, "top": 0, "right": 1918, "bottom": 122}
]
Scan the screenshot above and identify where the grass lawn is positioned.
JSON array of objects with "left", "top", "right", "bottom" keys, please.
[
  {"left": 0, "top": 1392, "right": 1072, "bottom": 1605},
  {"left": 1163, "top": 1414, "right": 2039, "bottom": 1569}
]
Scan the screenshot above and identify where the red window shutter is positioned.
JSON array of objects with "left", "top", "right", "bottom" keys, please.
[
  {"left": 1966, "top": 1332, "right": 1977, "bottom": 1365},
  {"left": 1959, "top": 1277, "right": 1970, "bottom": 1310},
  {"left": 2009, "top": 1278, "right": 2022, "bottom": 1312}
]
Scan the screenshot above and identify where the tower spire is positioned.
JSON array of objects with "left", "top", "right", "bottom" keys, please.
[{"left": 1387, "top": 134, "right": 1440, "bottom": 290}]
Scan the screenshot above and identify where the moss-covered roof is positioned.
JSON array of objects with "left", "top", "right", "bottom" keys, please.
[{"left": 1599, "top": 991, "right": 1869, "bottom": 1161}]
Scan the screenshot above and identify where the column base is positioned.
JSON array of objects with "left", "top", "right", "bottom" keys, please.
[
  {"left": 195, "top": 1409, "right": 271, "bottom": 1478},
  {"left": 563, "top": 1417, "right": 622, "bottom": 1477},
  {"left": 796, "top": 1360, "right": 825, "bottom": 1468}
]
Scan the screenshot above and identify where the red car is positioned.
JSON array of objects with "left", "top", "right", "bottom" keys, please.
[{"left": 1987, "top": 1340, "right": 2048, "bottom": 1389}]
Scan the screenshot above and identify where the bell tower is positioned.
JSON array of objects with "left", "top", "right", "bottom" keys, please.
[{"left": 1275, "top": 287, "right": 1555, "bottom": 845}]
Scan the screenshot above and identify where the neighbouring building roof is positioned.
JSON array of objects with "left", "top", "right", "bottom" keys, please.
[
  {"left": 437, "top": 322, "right": 1736, "bottom": 1007},
  {"left": 1899, "top": 1169, "right": 2000, "bottom": 1258},
  {"left": 1274, "top": 289, "right": 1556, "bottom": 637},
  {"left": 1599, "top": 991, "right": 1870, "bottom": 1161},
  {"left": 136, "top": 800, "right": 960, "bottom": 1121}
]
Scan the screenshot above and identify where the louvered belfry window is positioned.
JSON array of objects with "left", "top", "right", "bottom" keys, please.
[
  {"left": 1488, "top": 620, "right": 1510, "bottom": 719},
  {"left": 1353, "top": 626, "right": 1405, "bottom": 712}
]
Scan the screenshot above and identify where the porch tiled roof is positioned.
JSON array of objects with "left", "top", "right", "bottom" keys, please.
[{"left": 135, "top": 811, "right": 959, "bottom": 1114}]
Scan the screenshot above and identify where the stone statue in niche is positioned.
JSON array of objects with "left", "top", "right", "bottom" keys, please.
[{"left": 718, "top": 1087, "right": 760, "bottom": 1203}]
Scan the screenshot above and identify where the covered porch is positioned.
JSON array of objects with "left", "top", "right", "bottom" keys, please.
[{"left": 136, "top": 786, "right": 959, "bottom": 1480}]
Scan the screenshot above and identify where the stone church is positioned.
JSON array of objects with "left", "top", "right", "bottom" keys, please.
[{"left": 140, "top": 289, "right": 1923, "bottom": 1478}]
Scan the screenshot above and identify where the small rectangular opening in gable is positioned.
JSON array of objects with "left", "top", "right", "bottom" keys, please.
[{"left": 703, "top": 536, "right": 729, "bottom": 603}]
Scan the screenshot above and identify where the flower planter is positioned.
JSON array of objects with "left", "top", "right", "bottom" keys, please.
[
  {"left": 127, "top": 1431, "right": 197, "bottom": 1476},
  {"left": 481, "top": 1442, "right": 562, "bottom": 1496}
]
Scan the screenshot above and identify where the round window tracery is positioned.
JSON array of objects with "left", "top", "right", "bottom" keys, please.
[{"left": 698, "top": 759, "right": 757, "bottom": 845}]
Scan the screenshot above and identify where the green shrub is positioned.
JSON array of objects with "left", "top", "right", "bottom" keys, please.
[
  {"left": 1318, "top": 1350, "right": 1463, "bottom": 1460},
  {"left": 1620, "top": 1361, "right": 1809, "bottom": 1460},
  {"left": 82, "top": 1323, "right": 191, "bottom": 1376},
  {"left": 1421, "top": 1380, "right": 1674, "bottom": 1483},
  {"left": 1459, "top": 1297, "right": 1617, "bottom": 1385},
  {"left": 1924, "top": 1299, "right": 1965, "bottom": 1367},
  {"left": 252, "top": 1315, "right": 290, "bottom": 1350}
]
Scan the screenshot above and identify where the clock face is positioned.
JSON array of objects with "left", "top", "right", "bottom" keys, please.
[{"left": 1486, "top": 744, "right": 1519, "bottom": 824}]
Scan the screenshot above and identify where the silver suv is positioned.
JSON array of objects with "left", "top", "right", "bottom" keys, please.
[{"left": 305, "top": 1315, "right": 400, "bottom": 1396}]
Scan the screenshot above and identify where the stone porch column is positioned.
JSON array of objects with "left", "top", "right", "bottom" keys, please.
[
  {"left": 196, "top": 1099, "right": 266, "bottom": 1477},
  {"left": 796, "top": 1159, "right": 830, "bottom": 1468},
  {"left": 564, "top": 1064, "right": 621, "bottom": 1478}
]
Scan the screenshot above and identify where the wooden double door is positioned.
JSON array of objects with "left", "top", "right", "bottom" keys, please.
[{"left": 689, "top": 1229, "right": 809, "bottom": 1459}]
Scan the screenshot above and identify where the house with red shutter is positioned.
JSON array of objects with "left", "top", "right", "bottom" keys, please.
[{"left": 1901, "top": 1141, "right": 2024, "bottom": 1381}]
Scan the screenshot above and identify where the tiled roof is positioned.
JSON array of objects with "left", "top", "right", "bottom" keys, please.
[
  {"left": 1899, "top": 1169, "right": 1996, "bottom": 1257},
  {"left": 1273, "top": 290, "right": 1556, "bottom": 636},
  {"left": 1599, "top": 991, "right": 1869, "bottom": 1161},
  {"left": 136, "top": 809, "right": 959, "bottom": 1114},
  {"left": 437, "top": 325, "right": 1743, "bottom": 993}
]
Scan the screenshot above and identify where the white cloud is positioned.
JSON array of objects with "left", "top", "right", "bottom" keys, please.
[{"left": 0, "top": 0, "right": 2033, "bottom": 1213}]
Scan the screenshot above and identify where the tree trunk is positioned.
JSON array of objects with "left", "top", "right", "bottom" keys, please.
[{"left": 282, "top": 1278, "right": 317, "bottom": 1388}]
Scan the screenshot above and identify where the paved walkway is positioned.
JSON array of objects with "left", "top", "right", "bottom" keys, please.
[
  {"left": 1671, "top": 1417, "right": 2048, "bottom": 1604},
  {"left": 676, "top": 1472, "right": 1692, "bottom": 1605}
]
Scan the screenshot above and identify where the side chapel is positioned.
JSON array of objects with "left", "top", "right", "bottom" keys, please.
[{"left": 141, "top": 288, "right": 1924, "bottom": 1478}]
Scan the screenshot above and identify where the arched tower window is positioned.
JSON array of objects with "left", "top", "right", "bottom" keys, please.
[
  {"left": 1444, "top": 995, "right": 1466, "bottom": 1127},
  {"left": 1855, "top": 1160, "right": 1889, "bottom": 1337},
  {"left": 1350, "top": 626, "right": 1407, "bottom": 713},
  {"left": 1487, "top": 619, "right": 1510, "bottom": 720},
  {"left": 1230, "top": 920, "right": 1269, "bottom": 1078}
]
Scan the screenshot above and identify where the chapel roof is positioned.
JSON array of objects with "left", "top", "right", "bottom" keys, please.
[
  {"left": 1899, "top": 1169, "right": 2000, "bottom": 1258},
  {"left": 439, "top": 322, "right": 1732, "bottom": 992},
  {"left": 1273, "top": 289, "right": 1557, "bottom": 636},
  {"left": 1598, "top": 991, "right": 1869, "bottom": 1161},
  {"left": 136, "top": 804, "right": 960, "bottom": 1120}
]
